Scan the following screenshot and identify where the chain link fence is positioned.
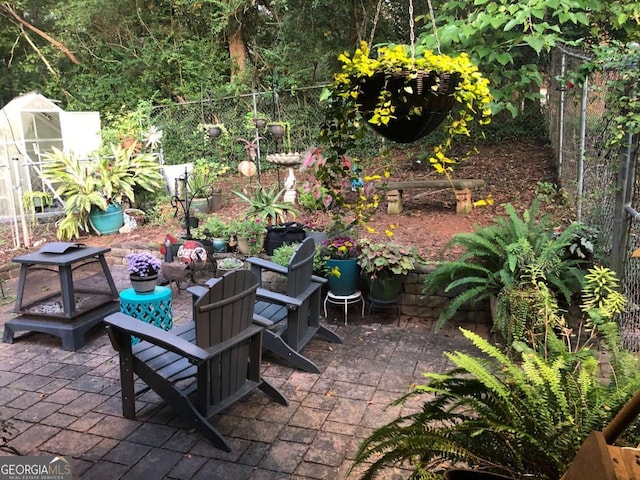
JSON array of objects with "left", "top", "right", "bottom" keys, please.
[
  {"left": 548, "top": 45, "right": 640, "bottom": 350},
  {"left": 150, "top": 87, "right": 329, "bottom": 177}
]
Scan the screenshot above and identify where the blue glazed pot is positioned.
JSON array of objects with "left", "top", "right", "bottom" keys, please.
[
  {"left": 90, "top": 203, "right": 124, "bottom": 234},
  {"left": 326, "top": 258, "right": 359, "bottom": 296},
  {"left": 212, "top": 238, "right": 227, "bottom": 253}
]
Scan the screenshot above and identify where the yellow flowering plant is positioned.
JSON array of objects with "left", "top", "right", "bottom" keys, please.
[
  {"left": 315, "top": 41, "right": 492, "bottom": 228},
  {"left": 328, "top": 40, "right": 492, "bottom": 172}
]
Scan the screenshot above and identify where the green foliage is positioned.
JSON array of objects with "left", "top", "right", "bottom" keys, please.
[
  {"left": 419, "top": 0, "right": 593, "bottom": 117},
  {"left": 577, "top": 42, "right": 640, "bottom": 147},
  {"left": 357, "top": 239, "right": 424, "bottom": 278},
  {"left": 233, "top": 184, "right": 298, "bottom": 224},
  {"left": 41, "top": 144, "right": 163, "bottom": 240},
  {"left": 194, "top": 215, "right": 229, "bottom": 239},
  {"left": 352, "top": 326, "right": 640, "bottom": 480},
  {"left": 423, "top": 199, "right": 586, "bottom": 331},
  {"left": 271, "top": 243, "right": 298, "bottom": 267},
  {"left": 581, "top": 265, "right": 627, "bottom": 319},
  {"left": 189, "top": 159, "right": 230, "bottom": 197}
]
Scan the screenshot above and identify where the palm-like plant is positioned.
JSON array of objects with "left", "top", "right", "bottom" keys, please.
[
  {"left": 42, "top": 144, "right": 163, "bottom": 239},
  {"left": 423, "top": 199, "right": 586, "bottom": 332},
  {"left": 233, "top": 184, "right": 298, "bottom": 224}
]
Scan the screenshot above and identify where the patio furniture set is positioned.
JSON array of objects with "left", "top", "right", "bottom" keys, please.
[{"left": 3, "top": 238, "right": 352, "bottom": 452}]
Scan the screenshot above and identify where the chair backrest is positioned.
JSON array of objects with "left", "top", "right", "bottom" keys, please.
[
  {"left": 284, "top": 237, "right": 316, "bottom": 297},
  {"left": 193, "top": 269, "right": 258, "bottom": 349}
]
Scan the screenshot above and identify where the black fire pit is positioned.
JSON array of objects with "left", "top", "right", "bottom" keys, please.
[{"left": 3, "top": 243, "right": 119, "bottom": 351}]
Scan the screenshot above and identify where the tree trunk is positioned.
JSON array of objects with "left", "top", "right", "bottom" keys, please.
[{"left": 228, "top": 24, "right": 246, "bottom": 80}]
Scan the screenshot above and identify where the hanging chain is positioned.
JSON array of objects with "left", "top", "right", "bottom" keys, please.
[
  {"left": 409, "top": 0, "right": 415, "bottom": 60},
  {"left": 426, "top": 0, "right": 442, "bottom": 54}
]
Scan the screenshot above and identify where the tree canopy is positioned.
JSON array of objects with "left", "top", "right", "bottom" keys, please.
[{"left": 1, "top": 0, "right": 638, "bottom": 114}]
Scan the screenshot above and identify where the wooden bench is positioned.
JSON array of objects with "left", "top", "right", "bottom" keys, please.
[{"left": 375, "top": 179, "right": 485, "bottom": 215}]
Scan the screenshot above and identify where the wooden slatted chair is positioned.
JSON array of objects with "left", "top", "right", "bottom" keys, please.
[
  {"left": 104, "top": 269, "right": 288, "bottom": 452},
  {"left": 249, "top": 237, "right": 342, "bottom": 373}
]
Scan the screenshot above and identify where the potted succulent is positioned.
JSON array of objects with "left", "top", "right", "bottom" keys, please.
[
  {"left": 357, "top": 239, "right": 424, "bottom": 302},
  {"left": 216, "top": 257, "right": 244, "bottom": 276},
  {"left": 233, "top": 184, "right": 299, "bottom": 225},
  {"left": 41, "top": 144, "right": 164, "bottom": 240},
  {"left": 126, "top": 251, "right": 162, "bottom": 294}
]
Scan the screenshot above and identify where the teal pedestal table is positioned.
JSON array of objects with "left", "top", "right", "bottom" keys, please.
[{"left": 119, "top": 286, "right": 173, "bottom": 345}]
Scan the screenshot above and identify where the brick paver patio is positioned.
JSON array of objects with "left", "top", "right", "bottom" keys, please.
[{"left": 0, "top": 264, "right": 487, "bottom": 479}]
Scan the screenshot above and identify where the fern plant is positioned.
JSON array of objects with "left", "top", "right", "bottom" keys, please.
[
  {"left": 352, "top": 327, "right": 640, "bottom": 480},
  {"left": 423, "top": 199, "right": 585, "bottom": 332}
]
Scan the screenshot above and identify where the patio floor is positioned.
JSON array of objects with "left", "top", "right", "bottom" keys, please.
[{"left": 0, "top": 264, "right": 488, "bottom": 479}]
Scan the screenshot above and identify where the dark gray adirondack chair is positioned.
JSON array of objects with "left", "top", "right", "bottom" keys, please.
[
  {"left": 104, "top": 269, "right": 288, "bottom": 452},
  {"left": 249, "top": 237, "right": 342, "bottom": 373}
]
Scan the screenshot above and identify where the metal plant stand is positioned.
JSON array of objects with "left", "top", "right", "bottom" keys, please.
[{"left": 169, "top": 166, "right": 209, "bottom": 239}]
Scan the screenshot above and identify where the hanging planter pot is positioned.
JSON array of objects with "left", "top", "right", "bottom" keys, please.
[
  {"left": 357, "top": 70, "right": 460, "bottom": 144},
  {"left": 267, "top": 122, "right": 286, "bottom": 138},
  {"left": 207, "top": 125, "right": 224, "bottom": 139},
  {"left": 253, "top": 117, "right": 268, "bottom": 129}
]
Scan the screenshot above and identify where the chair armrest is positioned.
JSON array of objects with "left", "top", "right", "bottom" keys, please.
[
  {"left": 253, "top": 313, "right": 274, "bottom": 328},
  {"left": 256, "top": 287, "right": 303, "bottom": 308},
  {"left": 203, "top": 324, "right": 264, "bottom": 358},
  {"left": 248, "top": 253, "right": 326, "bottom": 285},
  {"left": 248, "top": 256, "right": 287, "bottom": 275},
  {"left": 312, "top": 274, "right": 328, "bottom": 285},
  {"left": 105, "top": 312, "right": 209, "bottom": 363},
  {"left": 187, "top": 285, "right": 209, "bottom": 298}
]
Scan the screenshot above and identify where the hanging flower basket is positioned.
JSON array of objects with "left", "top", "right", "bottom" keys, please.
[
  {"left": 325, "top": 41, "right": 491, "bottom": 151},
  {"left": 357, "top": 70, "right": 461, "bottom": 143}
]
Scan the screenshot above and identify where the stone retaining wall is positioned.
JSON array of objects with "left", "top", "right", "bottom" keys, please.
[{"left": 0, "top": 242, "right": 489, "bottom": 323}]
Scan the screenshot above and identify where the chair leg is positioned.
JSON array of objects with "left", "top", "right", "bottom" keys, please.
[
  {"left": 258, "top": 378, "right": 289, "bottom": 406},
  {"left": 262, "top": 330, "right": 320, "bottom": 373},
  {"left": 316, "top": 325, "right": 343, "bottom": 344},
  {"left": 134, "top": 362, "right": 232, "bottom": 452}
]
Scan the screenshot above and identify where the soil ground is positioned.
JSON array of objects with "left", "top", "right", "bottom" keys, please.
[{"left": 2, "top": 139, "right": 557, "bottom": 264}]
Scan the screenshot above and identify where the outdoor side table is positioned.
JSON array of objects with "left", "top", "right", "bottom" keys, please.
[
  {"left": 119, "top": 286, "right": 173, "bottom": 345},
  {"left": 323, "top": 290, "right": 364, "bottom": 325}
]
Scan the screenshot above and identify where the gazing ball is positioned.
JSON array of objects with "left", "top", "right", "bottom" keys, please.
[{"left": 238, "top": 160, "right": 257, "bottom": 177}]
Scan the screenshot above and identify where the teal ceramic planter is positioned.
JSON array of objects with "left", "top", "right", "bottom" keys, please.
[
  {"left": 326, "top": 258, "right": 359, "bottom": 296},
  {"left": 90, "top": 203, "right": 124, "bottom": 234}
]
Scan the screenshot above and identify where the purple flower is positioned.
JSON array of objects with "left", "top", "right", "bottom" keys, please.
[
  {"left": 126, "top": 252, "right": 161, "bottom": 277},
  {"left": 319, "top": 236, "right": 359, "bottom": 260}
]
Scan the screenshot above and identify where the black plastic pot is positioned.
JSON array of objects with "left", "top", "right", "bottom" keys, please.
[{"left": 444, "top": 469, "right": 515, "bottom": 480}]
